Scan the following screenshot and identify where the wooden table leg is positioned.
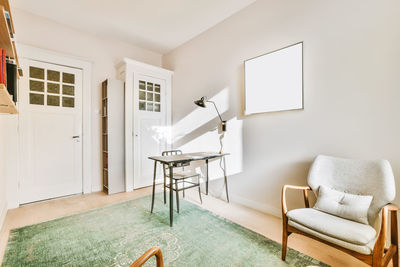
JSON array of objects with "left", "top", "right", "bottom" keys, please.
[
  {"left": 206, "top": 159, "right": 209, "bottom": 195},
  {"left": 169, "top": 163, "right": 174, "bottom": 227},
  {"left": 150, "top": 160, "right": 157, "bottom": 213}
]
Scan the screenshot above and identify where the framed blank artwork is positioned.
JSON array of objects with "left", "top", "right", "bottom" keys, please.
[{"left": 244, "top": 42, "right": 303, "bottom": 115}]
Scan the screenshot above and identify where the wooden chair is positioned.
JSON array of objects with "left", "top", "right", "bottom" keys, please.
[
  {"left": 282, "top": 155, "right": 399, "bottom": 267},
  {"left": 130, "top": 246, "right": 164, "bottom": 267},
  {"left": 162, "top": 150, "right": 202, "bottom": 213}
]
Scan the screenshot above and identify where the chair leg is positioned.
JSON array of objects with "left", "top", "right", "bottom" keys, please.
[
  {"left": 372, "top": 253, "right": 383, "bottom": 267},
  {"left": 150, "top": 161, "right": 157, "bottom": 213},
  {"left": 393, "top": 251, "right": 399, "bottom": 267},
  {"left": 163, "top": 164, "right": 167, "bottom": 205},
  {"left": 282, "top": 218, "right": 288, "bottom": 261},
  {"left": 182, "top": 181, "right": 185, "bottom": 198},
  {"left": 391, "top": 210, "right": 399, "bottom": 267},
  {"left": 175, "top": 180, "right": 180, "bottom": 213},
  {"left": 373, "top": 207, "right": 389, "bottom": 267}
]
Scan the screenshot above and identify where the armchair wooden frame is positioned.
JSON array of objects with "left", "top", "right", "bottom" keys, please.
[
  {"left": 281, "top": 184, "right": 399, "bottom": 267},
  {"left": 130, "top": 246, "right": 164, "bottom": 267}
]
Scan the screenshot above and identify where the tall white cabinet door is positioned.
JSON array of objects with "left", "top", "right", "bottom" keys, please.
[
  {"left": 119, "top": 58, "right": 172, "bottom": 191},
  {"left": 133, "top": 75, "right": 167, "bottom": 189},
  {"left": 19, "top": 59, "right": 83, "bottom": 204}
]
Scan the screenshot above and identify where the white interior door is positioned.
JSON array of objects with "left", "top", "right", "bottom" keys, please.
[
  {"left": 19, "top": 59, "right": 83, "bottom": 204},
  {"left": 133, "top": 75, "right": 167, "bottom": 189}
]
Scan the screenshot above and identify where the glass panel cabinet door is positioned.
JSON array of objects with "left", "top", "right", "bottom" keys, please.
[
  {"left": 28, "top": 65, "right": 77, "bottom": 108},
  {"left": 138, "top": 80, "right": 161, "bottom": 113}
]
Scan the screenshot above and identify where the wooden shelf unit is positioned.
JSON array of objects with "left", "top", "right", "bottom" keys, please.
[
  {"left": 102, "top": 80, "right": 108, "bottom": 193},
  {"left": 101, "top": 79, "right": 125, "bottom": 194},
  {"left": 0, "top": 0, "right": 21, "bottom": 73},
  {"left": 0, "top": 83, "right": 16, "bottom": 113},
  {"left": 0, "top": 0, "right": 21, "bottom": 114}
]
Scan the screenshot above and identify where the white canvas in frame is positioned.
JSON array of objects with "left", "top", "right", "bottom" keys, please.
[{"left": 244, "top": 42, "right": 303, "bottom": 115}]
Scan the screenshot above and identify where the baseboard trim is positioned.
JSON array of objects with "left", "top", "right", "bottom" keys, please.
[
  {"left": 229, "top": 194, "right": 281, "bottom": 218},
  {"left": 91, "top": 185, "right": 102, "bottom": 193},
  {"left": 0, "top": 200, "right": 8, "bottom": 231}
]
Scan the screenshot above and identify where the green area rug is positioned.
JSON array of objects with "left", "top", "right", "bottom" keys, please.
[{"left": 3, "top": 194, "right": 329, "bottom": 266}]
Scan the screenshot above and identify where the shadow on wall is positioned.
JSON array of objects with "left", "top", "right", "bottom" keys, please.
[
  {"left": 170, "top": 65, "right": 314, "bottom": 207},
  {"left": 173, "top": 88, "right": 229, "bottom": 145},
  {"left": 172, "top": 88, "right": 244, "bottom": 199}
]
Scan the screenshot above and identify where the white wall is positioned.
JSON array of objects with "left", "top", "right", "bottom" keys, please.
[
  {"left": 0, "top": 117, "right": 8, "bottom": 227},
  {"left": 1, "top": 8, "right": 162, "bottom": 208},
  {"left": 163, "top": 0, "right": 400, "bottom": 216}
]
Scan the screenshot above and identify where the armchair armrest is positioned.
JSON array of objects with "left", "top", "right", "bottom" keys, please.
[
  {"left": 281, "top": 185, "right": 312, "bottom": 215},
  {"left": 383, "top": 203, "right": 400, "bottom": 211},
  {"left": 130, "top": 246, "right": 164, "bottom": 267},
  {"left": 373, "top": 203, "right": 400, "bottom": 262}
]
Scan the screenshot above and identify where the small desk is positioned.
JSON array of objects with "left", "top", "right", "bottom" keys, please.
[{"left": 148, "top": 152, "right": 229, "bottom": 226}]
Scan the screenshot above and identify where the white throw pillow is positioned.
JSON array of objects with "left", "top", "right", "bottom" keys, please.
[{"left": 313, "top": 185, "right": 373, "bottom": 224}]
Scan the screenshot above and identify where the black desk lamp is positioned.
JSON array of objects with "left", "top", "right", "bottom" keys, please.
[{"left": 194, "top": 96, "right": 227, "bottom": 132}]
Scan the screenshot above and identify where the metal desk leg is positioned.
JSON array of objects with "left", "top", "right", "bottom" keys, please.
[
  {"left": 169, "top": 163, "right": 174, "bottom": 227},
  {"left": 223, "top": 156, "right": 229, "bottom": 203},
  {"left": 150, "top": 161, "right": 157, "bottom": 213},
  {"left": 206, "top": 159, "right": 209, "bottom": 195},
  {"left": 175, "top": 179, "right": 180, "bottom": 213},
  {"left": 163, "top": 164, "right": 166, "bottom": 204}
]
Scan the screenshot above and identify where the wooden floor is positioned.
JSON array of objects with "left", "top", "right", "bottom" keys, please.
[{"left": 0, "top": 186, "right": 373, "bottom": 266}]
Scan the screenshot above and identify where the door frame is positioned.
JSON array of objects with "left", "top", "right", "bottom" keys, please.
[
  {"left": 17, "top": 44, "right": 92, "bottom": 202},
  {"left": 118, "top": 58, "right": 172, "bottom": 192}
]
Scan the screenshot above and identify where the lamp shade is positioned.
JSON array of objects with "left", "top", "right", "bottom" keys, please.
[
  {"left": 194, "top": 95, "right": 226, "bottom": 132},
  {"left": 194, "top": 97, "right": 206, "bottom": 108}
]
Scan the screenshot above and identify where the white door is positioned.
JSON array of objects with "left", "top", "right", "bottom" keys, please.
[
  {"left": 133, "top": 75, "right": 167, "bottom": 189},
  {"left": 19, "top": 59, "right": 83, "bottom": 204}
]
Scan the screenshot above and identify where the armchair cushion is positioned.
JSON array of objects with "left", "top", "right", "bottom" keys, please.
[
  {"left": 313, "top": 185, "right": 373, "bottom": 224},
  {"left": 287, "top": 208, "right": 376, "bottom": 245},
  {"left": 307, "top": 155, "right": 395, "bottom": 225},
  {"left": 288, "top": 220, "right": 376, "bottom": 255}
]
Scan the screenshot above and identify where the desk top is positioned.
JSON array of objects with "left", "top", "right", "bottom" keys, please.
[{"left": 149, "top": 152, "right": 229, "bottom": 164}]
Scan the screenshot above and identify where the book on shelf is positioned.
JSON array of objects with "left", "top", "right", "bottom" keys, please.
[
  {"left": 6, "top": 58, "right": 17, "bottom": 102},
  {"left": 0, "top": 47, "right": 18, "bottom": 102},
  {"left": 0, "top": 49, "right": 6, "bottom": 85},
  {"left": 3, "top": 10, "right": 14, "bottom": 38}
]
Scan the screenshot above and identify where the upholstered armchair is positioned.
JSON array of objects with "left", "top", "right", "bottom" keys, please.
[{"left": 281, "top": 155, "right": 399, "bottom": 267}]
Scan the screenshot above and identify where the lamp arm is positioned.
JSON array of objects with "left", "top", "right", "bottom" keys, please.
[{"left": 206, "top": 100, "right": 223, "bottom": 122}]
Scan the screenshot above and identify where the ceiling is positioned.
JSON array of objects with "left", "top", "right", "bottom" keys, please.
[{"left": 12, "top": 0, "right": 257, "bottom": 54}]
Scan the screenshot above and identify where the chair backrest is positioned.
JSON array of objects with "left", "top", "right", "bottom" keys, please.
[
  {"left": 162, "top": 150, "right": 182, "bottom": 156},
  {"left": 162, "top": 150, "right": 184, "bottom": 173},
  {"left": 308, "top": 155, "right": 395, "bottom": 226}
]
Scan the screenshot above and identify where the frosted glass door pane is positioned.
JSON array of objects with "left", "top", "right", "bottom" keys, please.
[
  {"left": 47, "top": 70, "right": 60, "bottom": 82},
  {"left": 30, "top": 93, "right": 44, "bottom": 105},
  {"left": 47, "top": 83, "right": 60, "bottom": 94},
  {"left": 30, "top": 67, "right": 44, "bottom": 79},
  {"left": 138, "top": 80, "right": 161, "bottom": 112}
]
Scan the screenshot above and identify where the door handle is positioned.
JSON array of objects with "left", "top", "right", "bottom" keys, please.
[{"left": 72, "top": 135, "right": 80, "bottom": 138}]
